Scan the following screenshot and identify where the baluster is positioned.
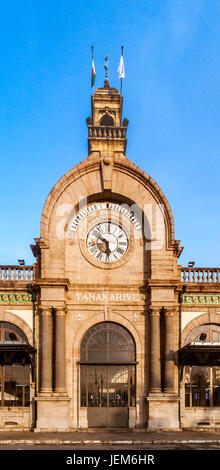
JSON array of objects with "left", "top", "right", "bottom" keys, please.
[
  {"left": 4, "top": 267, "right": 7, "bottom": 280},
  {"left": 8, "top": 267, "right": 12, "bottom": 281},
  {"left": 193, "top": 270, "right": 196, "bottom": 282}
]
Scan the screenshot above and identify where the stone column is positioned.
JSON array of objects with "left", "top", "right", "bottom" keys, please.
[
  {"left": 149, "top": 308, "right": 161, "bottom": 393},
  {"left": 164, "top": 308, "right": 175, "bottom": 393},
  {"left": 54, "top": 307, "right": 66, "bottom": 394},
  {"left": 40, "top": 307, "right": 53, "bottom": 394}
]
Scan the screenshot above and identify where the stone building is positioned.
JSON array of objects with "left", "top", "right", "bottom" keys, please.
[{"left": 0, "top": 78, "right": 220, "bottom": 431}]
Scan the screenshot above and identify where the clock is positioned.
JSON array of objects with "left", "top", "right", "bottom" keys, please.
[{"left": 86, "top": 221, "right": 129, "bottom": 263}]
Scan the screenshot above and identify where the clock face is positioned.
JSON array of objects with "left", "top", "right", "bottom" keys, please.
[{"left": 87, "top": 221, "right": 129, "bottom": 263}]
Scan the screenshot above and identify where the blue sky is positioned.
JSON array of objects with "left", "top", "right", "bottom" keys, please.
[{"left": 0, "top": 0, "right": 219, "bottom": 267}]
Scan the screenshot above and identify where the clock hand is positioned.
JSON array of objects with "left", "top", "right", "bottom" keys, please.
[{"left": 98, "top": 235, "right": 108, "bottom": 243}]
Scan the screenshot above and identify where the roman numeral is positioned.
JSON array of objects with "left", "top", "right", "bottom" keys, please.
[
  {"left": 116, "top": 247, "right": 125, "bottom": 255},
  {"left": 90, "top": 246, "right": 98, "bottom": 255}
]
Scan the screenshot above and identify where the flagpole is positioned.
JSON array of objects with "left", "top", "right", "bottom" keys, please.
[
  {"left": 91, "top": 45, "right": 94, "bottom": 96},
  {"left": 120, "top": 46, "right": 124, "bottom": 96}
]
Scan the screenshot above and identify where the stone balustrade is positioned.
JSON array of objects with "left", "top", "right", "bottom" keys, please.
[
  {"left": 0, "top": 265, "right": 34, "bottom": 282},
  {"left": 88, "top": 125, "right": 127, "bottom": 139},
  {"left": 181, "top": 267, "right": 220, "bottom": 283}
]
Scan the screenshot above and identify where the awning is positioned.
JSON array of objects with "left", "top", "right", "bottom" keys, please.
[
  {"left": 0, "top": 342, "right": 35, "bottom": 365},
  {"left": 179, "top": 342, "right": 220, "bottom": 366}
]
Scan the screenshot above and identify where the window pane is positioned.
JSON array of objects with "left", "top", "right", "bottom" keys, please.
[
  {"left": 3, "top": 365, "right": 30, "bottom": 407},
  {"left": 80, "top": 366, "right": 87, "bottom": 407},
  {"left": 88, "top": 350, "right": 108, "bottom": 362},
  {"left": 212, "top": 331, "right": 220, "bottom": 342},
  {"left": 109, "top": 350, "right": 131, "bottom": 362},
  {"left": 87, "top": 366, "right": 108, "bottom": 407},
  {"left": 191, "top": 366, "right": 210, "bottom": 407},
  {"left": 130, "top": 366, "right": 136, "bottom": 407},
  {"left": 213, "top": 367, "right": 220, "bottom": 406},
  {"left": 109, "top": 366, "right": 128, "bottom": 407},
  {"left": 185, "top": 384, "right": 190, "bottom": 407}
]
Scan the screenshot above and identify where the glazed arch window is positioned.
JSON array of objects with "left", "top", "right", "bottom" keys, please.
[
  {"left": 0, "top": 321, "right": 28, "bottom": 343},
  {"left": 80, "top": 322, "right": 136, "bottom": 363}
]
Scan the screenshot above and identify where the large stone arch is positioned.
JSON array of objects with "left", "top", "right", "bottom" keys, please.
[{"left": 40, "top": 154, "right": 177, "bottom": 253}]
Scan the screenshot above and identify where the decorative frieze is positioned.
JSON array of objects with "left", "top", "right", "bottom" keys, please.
[
  {"left": 183, "top": 294, "right": 220, "bottom": 305},
  {"left": 0, "top": 292, "right": 32, "bottom": 304}
]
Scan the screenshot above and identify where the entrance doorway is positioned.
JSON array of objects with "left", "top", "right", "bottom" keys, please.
[{"left": 80, "top": 322, "right": 136, "bottom": 427}]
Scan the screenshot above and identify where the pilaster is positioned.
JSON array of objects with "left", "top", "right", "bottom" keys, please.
[
  {"left": 149, "top": 307, "right": 161, "bottom": 394},
  {"left": 39, "top": 307, "right": 53, "bottom": 395}
]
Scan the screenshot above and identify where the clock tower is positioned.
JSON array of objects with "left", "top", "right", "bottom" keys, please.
[{"left": 34, "top": 74, "right": 182, "bottom": 431}]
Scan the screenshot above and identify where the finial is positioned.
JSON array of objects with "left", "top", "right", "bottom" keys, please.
[{"left": 104, "top": 53, "right": 109, "bottom": 89}]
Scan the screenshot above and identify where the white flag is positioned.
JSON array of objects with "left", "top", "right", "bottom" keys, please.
[{"left": 118, "top": 55, "right": 125, "bottom": 78}]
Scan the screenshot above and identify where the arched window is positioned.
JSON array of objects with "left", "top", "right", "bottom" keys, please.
[
  {"left": 80, "top": 322, "right": 135, "bottom": 363},
  {"left": 0, "top": 322, "right": 30, "bottom": 407},
  {"left": 0, "top": 322, "right": 28, "bottom": 343},
  {"left": 185, "top": 323, "right": 220, "bottom": 344},
  {"left": 100, "top": 113, "right": 114, "bottom": 127}
]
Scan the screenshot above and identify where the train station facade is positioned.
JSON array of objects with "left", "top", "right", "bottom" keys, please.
[{"left": 0, "top": 80, "right": 220, "bottom": 431}]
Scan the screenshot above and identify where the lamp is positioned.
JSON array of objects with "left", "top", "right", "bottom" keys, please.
[
  {"left": 188, "top": 261, "right": 195, "bottom": 268},
  {"left": 18, "top": 259, "right": 25, "bottom": 266}
]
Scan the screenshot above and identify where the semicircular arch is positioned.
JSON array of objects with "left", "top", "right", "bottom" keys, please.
[
  {"left": 40, "top": 155, "right": 177, "bottom": 252},
  {"left": 0, "top": 311, "right": 32, "bottom": 345},
  {"left": 182, "top": 313, "right": 220, "bottom": 346}
]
